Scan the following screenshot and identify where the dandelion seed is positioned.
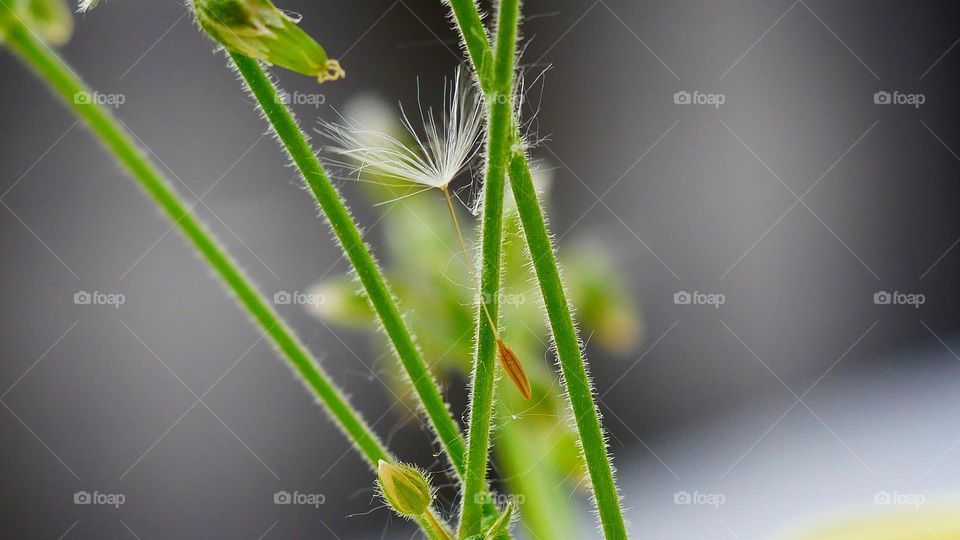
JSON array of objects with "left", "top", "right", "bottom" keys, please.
[
  {"left": 319, "top": 67, "right": 483, "bottom": 189},
  {"left": 321, "top": 69, "right": 533, "bottom": 400}
]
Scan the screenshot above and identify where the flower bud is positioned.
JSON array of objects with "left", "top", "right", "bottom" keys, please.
[
  {"left": 191, "top": 0, "right": 344, "bottom": 82},
  {"left": 377, "top": 460, "right": 432, "bottom": 517},
  {"left": 1, "top": 0, "right": 73, "bottom": 46}
]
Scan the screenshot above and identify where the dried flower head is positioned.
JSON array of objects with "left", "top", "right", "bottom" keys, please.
[
  {"left": 319, "top": 68, "right": 484, "bottom": 189},
  {"left": 376, "top": 459, "right": 433, "bottom": 518},
  {"left": 190, "top": 0, "right": 344, "bottom": 82}
]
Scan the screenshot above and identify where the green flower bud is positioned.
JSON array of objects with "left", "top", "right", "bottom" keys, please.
[
  {"left": 190, "top": 0, "right": 344, "bottom": 83},
  {"left": 1, "top": 0, "right": 73, "bottom": 46},
  {"left": 377, "top": 460, "right": 432, "bottom": 517}
]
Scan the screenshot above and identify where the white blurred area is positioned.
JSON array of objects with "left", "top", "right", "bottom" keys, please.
[{"left": 620, "top": 342, "right": 960, "bottom": 539}]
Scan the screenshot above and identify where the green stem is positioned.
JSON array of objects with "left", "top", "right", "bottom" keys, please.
[
  {"left": 227, "top": 53, "right": 469, "bottom": 477},
  {"left": 508, "top": 153, "right": 627, "bottom": 539},
  {"left": 425, "top": 512, "right": 455, "bottom": 540},
  {"left": 446, "top": 2, "right": 630, "bottom": 537},
  {"left": 458, "top": 0, "right": 520, "bottom": 537},
  {"left": 446, "top": 0, "right": 494, "bottom": 85},
  {"left": 1, "top": 15, "right": 391, "bottom": 468}
]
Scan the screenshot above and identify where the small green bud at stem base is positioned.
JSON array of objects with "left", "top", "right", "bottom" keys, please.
[{"left": 377, "top": 459, "right": 433, "bottom": 518}]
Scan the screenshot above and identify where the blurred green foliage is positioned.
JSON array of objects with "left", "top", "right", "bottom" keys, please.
[{"left": 307, "top": 96, "right": 643, "bottom": 537}]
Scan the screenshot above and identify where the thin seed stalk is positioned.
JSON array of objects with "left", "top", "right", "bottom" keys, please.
[
  {"left": 227, "top": 52, "right": 470, "bottom": 477},
  {"left": 0, "top": 16, "right": 391, "bottom": 468},
  {"left": 458, "top": 0, "right": 521, "bottom": 536}
]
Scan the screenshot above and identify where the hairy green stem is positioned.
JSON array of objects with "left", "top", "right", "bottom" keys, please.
[
  {"left": 1, "top": 15, "right": 454, "bottom": 540},
  {"left": 446, "top": 1, "right": 630, "bottom": 537},
  {"left": 508, "top": 153, "right": 627, "bottom": 539},
  {"left": 446, "top": 0, "right": 493, "bottom": 85},
  {"left": 458, "top": 0, "right": 520, "bottom": 537},
  {"left": 228, "top": 52, "right": 469, "bottom": 477},
  {"left": 1, "top": 14, "right": 391, "bottom": 468}
]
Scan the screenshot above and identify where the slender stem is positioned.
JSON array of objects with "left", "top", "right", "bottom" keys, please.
[
  {"left": 446, "top": 2, "right": 630, "bottom": 538},
  {"left": 228, "top": 52, "right": 469, "bottom": 478},
  {"left": 458, "top": 0, "right": 520, "bottom": 536},
  {"left": 0, "top": 15, "right": 391, "bottom": 468},
  {"left": 440, "top": 186, "right": 499, "bottom": 339},
  {"left": 446, "top": 0, "right": 494, "bottom": 86},
  {"left": 508, "top": 153, "right": 627, "bottom": 539},
  {"left": 425, "top": 511, "right": 455, "bottom": 540}
]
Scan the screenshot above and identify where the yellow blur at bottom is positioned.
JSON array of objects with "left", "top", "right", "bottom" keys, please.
[{"left": 795, "top": 509, "right": 960, "bottom": 540}]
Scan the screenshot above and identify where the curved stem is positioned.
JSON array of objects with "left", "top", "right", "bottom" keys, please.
[
  {"left": 458, "top": 0, "right": 520, "bottom": 536},
  {"left": 228, "top": 52, "right": 469, "bottom": 479},
  {"left": 1, "top": 15, "right": 391, "bottom": 469}
]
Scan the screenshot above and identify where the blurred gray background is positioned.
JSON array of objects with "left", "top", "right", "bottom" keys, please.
[{"left": 4, "top": 1, "right": 960, "bottom": 538}]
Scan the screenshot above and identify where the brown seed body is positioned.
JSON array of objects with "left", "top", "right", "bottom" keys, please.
[{"left": 496, "top": 339, "right": 532, "bottom": 400}]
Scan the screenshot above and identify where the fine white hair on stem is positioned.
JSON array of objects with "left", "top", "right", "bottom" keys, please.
[{"left": 318, "top": 67, "right": 485, "bottom": 189}]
